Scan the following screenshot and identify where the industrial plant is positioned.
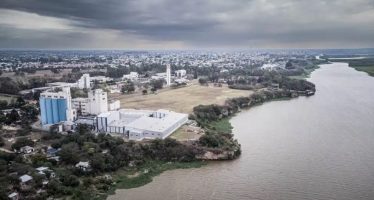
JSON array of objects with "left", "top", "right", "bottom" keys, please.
[{"left": 38, "top": 64, "right": 188, "bottom": 140}]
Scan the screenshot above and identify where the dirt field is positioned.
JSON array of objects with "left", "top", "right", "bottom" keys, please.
[{"left": 110, "top": 81, "right": 252, "bottom": 113}]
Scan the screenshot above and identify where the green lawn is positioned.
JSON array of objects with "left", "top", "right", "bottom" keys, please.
[{"left": 208, "top": 118, "right": 233, "bottom": 134}]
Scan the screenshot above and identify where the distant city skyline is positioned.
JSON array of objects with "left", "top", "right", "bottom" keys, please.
[{"left": 0, "top": 0, "right": 373, "bottom": 49}]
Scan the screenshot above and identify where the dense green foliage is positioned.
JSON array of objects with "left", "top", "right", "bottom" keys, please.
[{"left": 0, "top": 124, "right": 205, "bottom": 199}]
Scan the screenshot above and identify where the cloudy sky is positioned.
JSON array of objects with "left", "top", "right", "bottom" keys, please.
[{"left": 0, "top": 0, "right": 373, "bottom": 49}]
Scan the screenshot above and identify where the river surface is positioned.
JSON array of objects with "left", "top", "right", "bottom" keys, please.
[{"left": 109, "top": 62, "right": 374, "bottom": 200}]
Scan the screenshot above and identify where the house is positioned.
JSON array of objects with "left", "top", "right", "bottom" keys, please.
[
  {"left": 8, "top": 192, "right": 19, "bottom": 200},
  {"left": 19, "top": 146, "right": 34, "bottom": 154},
  {"left": 19, "top": 174, "right": 33, "bottom": 190},
  {"left": 46, "top": 147, "right": 60, "bottom": 158},
  {"left": 47, "top": 156, "right": 60, "bottom": 162},
  {"left": 35, "top": 166, "right": 55, "bottom": 178},
  {"left": 75, "top": 161, "right": 91, "bottom": 172}
]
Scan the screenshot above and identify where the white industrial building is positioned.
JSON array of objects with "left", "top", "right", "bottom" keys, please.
[
  {"left": 122, "top": 72, "right": 139, "bottom": 81},
  {"left": 71, "top": 89, "right": 108, "bottom": 116},
  {"left": 175, "top": 69, "right": 187, "bottom": 78},
  {"left": 109, "top": 100, "right": 121, "bottom": 111},
  {"left": 97, "top": 109, "right": 188, "bottom": 140},
  {"left": 77, "top": 73, "right": 91, "bottom": 89},
  {"left": 90, "top": 76, "right": 113, "bottom": 83}
]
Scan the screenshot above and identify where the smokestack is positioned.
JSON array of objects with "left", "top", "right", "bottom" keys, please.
[{"left": 166, "top": 64, "right": 171, "bottom": 86}]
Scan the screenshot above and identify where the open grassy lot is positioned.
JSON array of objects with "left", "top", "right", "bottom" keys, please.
[{"left": 110, "top": 81, "right": 252, "bottom": 113}]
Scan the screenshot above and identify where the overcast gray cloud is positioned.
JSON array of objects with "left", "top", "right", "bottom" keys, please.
[{"left": 0, "top": 0, "right": 373, "bottom": 49}]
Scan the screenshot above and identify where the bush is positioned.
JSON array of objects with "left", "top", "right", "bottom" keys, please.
[{"left": 11, "top": 138, "right": 34, "bottom": 151}]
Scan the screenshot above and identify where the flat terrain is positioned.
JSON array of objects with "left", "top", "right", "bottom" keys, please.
[
  {"left": 110, "top": 80, "right": 252, "bottom": 113},
  {"left": 169, "top": 124, "right": 204, "bottom": 141}
]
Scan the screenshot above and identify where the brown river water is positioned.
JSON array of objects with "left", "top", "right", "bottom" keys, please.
[{"left": 108, "top": 62, "right": 374, "bottom": 200}]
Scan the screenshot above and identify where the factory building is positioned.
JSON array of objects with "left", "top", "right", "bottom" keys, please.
[
  {"left": 77, "top": 73, "right": 90, "bottom": 89},
  {"left": 97, "top": 109, "right": 188, "bottom": 140},
  {"left": 122, "top": 72, "right": 139, "bottom": 81},
  {"left": 71, "top": 89, "right": 108, "bottom": 116},
  {"left": 90, "top": 76, "right": 113, "bottom": 83},
  {"left": 175, "top": 69, "right": 187, "bottom": 78},
  {"left": 39, "top": 88, "right": 76, "bottom": 125}
]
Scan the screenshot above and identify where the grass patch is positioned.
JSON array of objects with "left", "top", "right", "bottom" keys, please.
[{"left": 208, "top": 118, "right": 233, "bottom": 134}]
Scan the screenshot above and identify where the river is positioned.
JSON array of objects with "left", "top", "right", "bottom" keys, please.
[{"left": 108, "top": 62, "right": 374, "bottom": 200}]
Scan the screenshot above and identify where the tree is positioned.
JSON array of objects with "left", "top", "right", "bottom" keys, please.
[
  {"left": 151, "top": 87, "right": 157, "bottom": 93},
  {"left": 0, "top": 137, "right": 4, "bottom": 147},
  {"left": 90, "top": 154, "right": 105, "bottom": 172},
  {"left": 58, "top": 143, "right": 80, "bottom": 164},
  {"left": 142, "top": 89, "right": 148, "bottom": 95},
  {"left": 5, "top": 109, "right": 20, "bottom": 124},
  {"left": 72, "top": 68, "right": 81, "bottom": 73},
  {"left": 20, "top": 104, "right": 39, "bottom": 121},
  {"left": 11, "top": 137, "right": 35, "bottom": 150},
  {"left": 198, "top": 77, "right": 208, "bottom": 85},
  {"left": 60, "top": 174, "right": 80, "bottom": 187},
  {"left": 0, "top": 100, "right": 8, "bottom": 109},
  {"left": 50, "top": 68, "right": 60, "bottom": 74},
  {"left": 15, "top": 97, "right": 26, "bottom": 107},
  {"left": 121, "top": 81, "right": 135, "bottom": 94},
  {"left": 150, "top": 79, "right": 164, "bottom": 90}
]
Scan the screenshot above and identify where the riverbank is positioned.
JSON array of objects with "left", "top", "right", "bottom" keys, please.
[
  {"left": 327, "top": 57, "right": 374, "bottom": 77},
  {"left": 103, "top": 74, "right": 318, "bottom": 199},
  {"left": 109, "top": 62, "right": 374, "bottom": 200},
  {"left": 97, "top": 161, "right": 205, "bottom": 200}
]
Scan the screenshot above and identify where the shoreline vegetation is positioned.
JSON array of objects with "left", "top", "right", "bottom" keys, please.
[
  {"left": 325, "top": 57, "right": 374, "bottom": 77},
  {"left": 104, "top": 86, "right": 317, "bottom": 200}
]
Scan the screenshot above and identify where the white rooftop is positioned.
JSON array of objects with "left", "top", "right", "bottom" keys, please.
[
  {"left": 8, "top": 192, "right": 18, "bottom": 198},
  {"left": 36, "top": 167, "right": 49, "bottom": 172},
  {"left": 104, "top": 109, "right": 188, "bottom": 133},
  {"left": 126, "top": 110, "right": 187, "bottom": 132},
  {"left": 19, "top": 174, "right": 33, "bottom": 183},
  {"left": 76, "top": 161, "right": 90, "bottom": 168}
]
